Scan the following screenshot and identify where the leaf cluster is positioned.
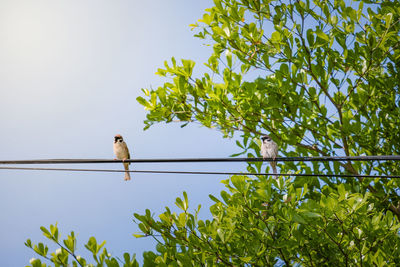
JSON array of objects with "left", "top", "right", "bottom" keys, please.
[
  {"left": 132, "top": 179, "right": 400, "bottom": 266},
  {"left": 25, "top": 223, "right": 139, "bottom": 267},
  {"left": 137, "top": 0, "right": 400, "bottom": 218}
]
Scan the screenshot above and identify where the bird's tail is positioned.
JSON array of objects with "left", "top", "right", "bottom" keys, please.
[
  {"left": 123, "top": 162, "right": 131, "bottom": 181},
  {"left": 271, "top": 161, "right": 278, "bottom": 179}
]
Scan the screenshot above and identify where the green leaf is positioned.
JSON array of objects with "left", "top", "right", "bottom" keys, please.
[
  {"left": 209, "top": 194, "right": 220, "bottom": 203},
  {"left": 136, "top": 96, "right": 152, "bottom": 109},
  {"left": 338, "top": 183, "right": 347, "bottom": 201},
  {"left": 231, "top": 175, "right": 246, "bottom": 192},
  {"left": 279, "top": 63, "right": 289, "bottom": 76},
  {"left": 220, "top": 190, "right": 231, "bottom": 203},
  {"left": 316, "top": 29, "right": 329, "bottom": 42},
  {"left": 124, "top": 252, "right": 131, "bottom": 263},
  {"left": 271, "top": 31, "right": 281, "bottom": 43},
  {"left": 183, "top": 191, "right": 189, "bottom": 211},
  {"left": 175, "top": 197, "right": 185, "bottom": 211},
  {"left": 239, "top": 256, "right": 252, "bottom": 263},
  {"left": 217, "top": 228, "right": 225, "bottom": 242},
  {"left": 132, "top": 233, "right": 146, "bottom": 238},
  {"left": 25, "top": 239, "right": 32, "bottom": 248},
  {"left": 301, "top": 211, "right": 321, "bottom": 218},
  {"left": 40, "top": 226, "right": 51, "bottom": 238},
  {"left": 291, "top": 212, "right": 306, "bottom": 224},
  {"left": 49, "top": 223, "right": 59, "bottom": 241},
  {"left": 306, "top": 29, "right": 314, "bottom": 46}
]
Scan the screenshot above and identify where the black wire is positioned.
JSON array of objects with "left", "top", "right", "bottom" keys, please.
[
  {"left": 0, "top": 155, "right": 399, "bottom": 165},
  {"left": 0, "top": 166, "right": 399, "bottom": 178}
]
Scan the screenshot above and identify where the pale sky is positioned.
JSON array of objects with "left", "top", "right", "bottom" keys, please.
[{"left": 0, "top": 1, "right": 246, "bottom": 265}]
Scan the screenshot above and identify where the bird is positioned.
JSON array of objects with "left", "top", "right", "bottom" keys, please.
[
  {"left": 113, "top": 134, "right": 131, "bottom": 181},
  {"left": 260, "top": 135, "right": 278, "bottom": 177}
]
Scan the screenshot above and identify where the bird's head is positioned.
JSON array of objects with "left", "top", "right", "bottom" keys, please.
[
  {"left": 114, "top": 134, "right": 124, "bottom": 143},
  {"left": 261, "top": 135, "right": 271, "bottom": 142}
]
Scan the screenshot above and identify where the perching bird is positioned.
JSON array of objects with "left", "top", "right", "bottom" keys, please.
[
  {"left": 113, "top": 134, "right": 131, "bottom": 181},
  {"left": 260, "top": 135, "right": 278, "bottom": 176}
]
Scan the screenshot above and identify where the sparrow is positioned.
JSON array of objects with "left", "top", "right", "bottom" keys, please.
[
  {"left": 113, "top": 134, "right": 131, "bottom": 181},
  {"left": 260, "top": 135, "right": 278, "bottom": 176}
]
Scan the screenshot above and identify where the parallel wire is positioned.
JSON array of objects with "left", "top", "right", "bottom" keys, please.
[
  {"left": 0, "top": 155, "right": 399, "bottom": 165},
  {"left": 0, "top": 166, "right": 399, "bottom": 178},
  {"left": 1, "top": 156, "right": 398, "bottom": 178}
]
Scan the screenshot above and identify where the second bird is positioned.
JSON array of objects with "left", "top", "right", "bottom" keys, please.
[
  {"left": 261, "top": 135, "right": 278, "bottom": 176},
  {"left": 113, "top": 134, "right": 131, "bottom": 181}
]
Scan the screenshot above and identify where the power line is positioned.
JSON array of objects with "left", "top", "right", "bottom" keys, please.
[
  {"left": 0, "top": 166, "right": 399, "bottom": 178},
  {"left": 0, "top": 155, "right": 399, "bottom": 165}
]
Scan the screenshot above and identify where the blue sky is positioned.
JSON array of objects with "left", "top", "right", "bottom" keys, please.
[{"left": 0, "top": 1, "right": 248, "bottom": 265}]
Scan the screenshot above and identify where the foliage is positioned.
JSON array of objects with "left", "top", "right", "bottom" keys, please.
[
  {"left": 132, "top": 184, "right": 400, "bottom": 266},
  {"left": 135, "top": 0, "right": 400, "bottom": 264},
  {"left": 25, "top": 223, "right": 139, "bottom": 267},
  {"left": 27, "top": 0, "right": 400, "bottom": 266},
  {"left": 137, "top": 0, "right": 400, "bottom": 216}
]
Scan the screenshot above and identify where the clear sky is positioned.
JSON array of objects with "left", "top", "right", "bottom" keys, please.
[{"left": 0, "top": 1, "right": 247, "bottom": 265}]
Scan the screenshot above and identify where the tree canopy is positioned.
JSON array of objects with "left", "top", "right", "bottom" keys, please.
[{"left": 27, "top": 0, "right": 400, "bottom": 266}]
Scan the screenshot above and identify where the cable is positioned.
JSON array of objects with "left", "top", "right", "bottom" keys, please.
[
  {"left": 0, "top": 155, "right": 399, "bottom": 165},
  {"left": 0, "top": 166, "right": 399, "bottom": 178}
]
